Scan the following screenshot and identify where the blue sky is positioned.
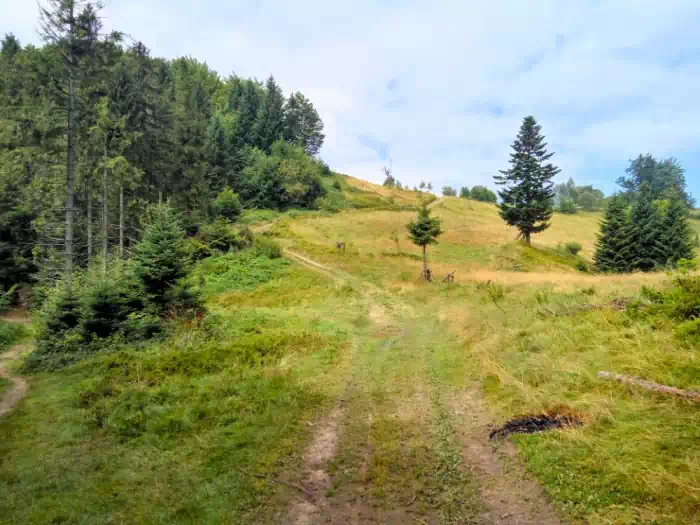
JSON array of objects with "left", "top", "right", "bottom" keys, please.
[{"left": 3, "top": 0, "right": 700, "bottom": 198}]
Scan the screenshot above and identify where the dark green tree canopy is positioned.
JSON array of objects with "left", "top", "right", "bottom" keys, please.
[
  {"left": 659, "top": 190, "right": 695, "bottom": 266},
  {"left": 594, "top": 195, "right": 631, "bottom": 273},
  {"left": 617, "top": 154, "right": 694, "bottom": 207},
  {"left": 459, "top": 186, "right": 470, "bottom": 199},
  {"left": 494, "top": 116, "right": 560, "bottom": 245},
  {"left": 253, "top": 76, "right": 285, "bottom": 152},
  {"left": 407, "top": 202, "right": 442, "bottom": 248}
]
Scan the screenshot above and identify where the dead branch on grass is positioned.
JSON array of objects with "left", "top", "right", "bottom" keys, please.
[{"left": 598, "top": 371, "right": 700, "bottom": 402}]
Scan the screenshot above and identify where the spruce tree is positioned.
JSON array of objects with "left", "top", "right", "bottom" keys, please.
[
  {"left": 407, "top": 202, "right": 443, "bottom": 279},
  {"left": 253, "top": 76, "right": 285, "bottom": 152},
  {"left": 659, "top": 190, "right": 695, "bottom": 267},
  {"left": 594, "top": 195, "right": 631, "bottom": 273},
  {"left": 622, "top": 183, "right": 664, "bottom": 272},
  {"left": 132, "top": 205, "right": 191, "bottom": 310},
  {"left": 494, "top": 116, "right": 560, "bottom": 245}
]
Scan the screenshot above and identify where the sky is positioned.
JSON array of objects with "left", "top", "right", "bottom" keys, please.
[{"left": 3, "top": 0, "right": 700, "bottom": 198}]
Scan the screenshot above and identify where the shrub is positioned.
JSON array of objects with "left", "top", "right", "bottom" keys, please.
[
  {"left": 254, "top": 236, "right": 282, "bottom": 259},
  {"left": 26, "top": 286, "right": 84, "bottom": 371},
  {"left": 81, "top": 275, "right": 146, "bottom": 340},
  {"left": 214, "top": 187, "right": 242, "bottom": 223},
  {"left": 676, "top": 318, "right": 700, "bottom": 343},
  {"left": 191, "top": 219, "right": 252, "bottom": 259},
  {"left": 0, "top": 320, "right": 27, "bottom": 352},
  {"left": 564, "top": 241, "right": 582, "bottom": 256}
]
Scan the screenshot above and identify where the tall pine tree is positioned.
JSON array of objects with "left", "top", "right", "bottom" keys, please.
[
  {"left": 659, "top": 190, "right": 695, "bottom": 267},
  {"left": 494, "top": 116, "right": 560, "bottom": 245},
  {"left": 622, "top": 183, "right": 664, "bottom": 272},
  {"left": 253, "top": 76, "right": 285, "bottom": 152},
  {"left": 594, "top": 195, "right": 631, "bottom": 273}
]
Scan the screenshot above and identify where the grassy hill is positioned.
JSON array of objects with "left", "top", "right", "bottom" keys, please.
[{"left": 1, "top": 175, "right": 698, "bottom": 525}]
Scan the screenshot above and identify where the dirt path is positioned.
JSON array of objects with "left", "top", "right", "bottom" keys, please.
[
  {"left": 0, "top": 344, "right": 29, "bottom": 419},
  {"left": 282, "top": 249, "right": 566, "bottom": 525}
]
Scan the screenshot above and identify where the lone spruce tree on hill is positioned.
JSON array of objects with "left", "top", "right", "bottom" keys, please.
[
  {"left": 594, "top": 195, "right": 631, "bottom": 273},
  {"left": 407, "top": 201, "right": 443, "bottom": 280},
  {"left": 495, "top": 116, "right": 560, "bottom": 245}
]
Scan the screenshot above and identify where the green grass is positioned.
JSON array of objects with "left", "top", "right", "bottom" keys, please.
[
  {"left": 461, "top": 282, "right": 700, "bottom": 525},
  {"left": 0, "top": 261, "right": 359, "bottom": 524},
  {"left": 3, "top": 176, "right": 699, "bottom": 524},
  {"left": 191, "top": 250, "right": 289, "bottom": 297},
  {"left": 0, "top": 321, "right": 28, "bottom": 353}
]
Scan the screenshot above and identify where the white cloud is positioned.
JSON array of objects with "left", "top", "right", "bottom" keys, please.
[{"left": 3, "top": 0, "right": 700, "bottom": 194}]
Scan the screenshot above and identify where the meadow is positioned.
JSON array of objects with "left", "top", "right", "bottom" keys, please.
[{"left": 1, "top": 176, "right": 699, "bottom": 524}]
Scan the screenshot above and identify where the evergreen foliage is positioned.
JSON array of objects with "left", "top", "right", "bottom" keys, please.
[
  {"left": 495, "top": 116, "right": 559, "bottom": 245},
  {"left": 622, "top": 184, "right": 665, "bottom": 272},
  {"left": 659, "top": 190, "right": 695, "bottom": 267},
  {"left": 253, "top": 76, "right": 286, "bottom": 152},
  {"left": 214, "top": 187, "right": 243, "bottom": 223},
  {"left": 132, "top": 206, "right": 195, "bottom": 311},
  {"left": 407, "top": 202, "right": 443, "bottom": 276},
  {"left": 594, "top": 196, "right": 631, "bottom": 273},
  {"left": 0, "top": 10, "right": 327, "bottom": 292},
  {"left": 459, "top": 186, "right": 470, "bottom": 199}
]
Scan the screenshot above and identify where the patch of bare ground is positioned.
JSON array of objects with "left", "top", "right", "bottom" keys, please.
[
  {"left": 286, "top": 405, "right": 346, "bottom": 525},
  {"left": 0, "top": 344, "right": 29, "bottom": 418},
  {"left": 1, "top": 310, "right": 32, "bottom": 324},
  {"left": 450, "top": 387, "right": 566, "bottom": 525}
]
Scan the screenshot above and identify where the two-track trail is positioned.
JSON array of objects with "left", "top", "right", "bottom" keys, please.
[{"left": 276, "top": 249, "right": 565, "bottom": 525}]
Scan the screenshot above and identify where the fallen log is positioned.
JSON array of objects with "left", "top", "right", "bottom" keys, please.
[{"left": 598, "top": 371, "right": 700, "bottom": 402}]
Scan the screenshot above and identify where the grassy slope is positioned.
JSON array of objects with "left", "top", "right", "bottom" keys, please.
[
  {"left": 1, "top": 179, "right": 699, "bottom": 524},
  {"left": 272, "top": 180, "right": 699, "bottom": 524}
]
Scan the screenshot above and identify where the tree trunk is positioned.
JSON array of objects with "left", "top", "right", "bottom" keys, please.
[
  {"left": 524, "top": 232, "right": 531, "bottom": 246},
  {"left": 423, "top": 245, "right": 427, "bottom": 275},
  {"left": 102, "top": 136, "right": 108, "bottom": 276},
  {"left": 65, "top": 68, "right": 75, "bottom": 288},
  {"left": 158, "top": 190, "right": 162, "bottom": 205},
  {"left": 119, "top": 183, "right": 124, "bottom": 258},
  {"left": 64, "top": 0, "right": 77, "bottom": 290},
  {"left": 87, "top": 184, "right": 92, "bottom": 264}
]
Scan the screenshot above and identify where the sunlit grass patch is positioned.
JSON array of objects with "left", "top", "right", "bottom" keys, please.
[{"left": 471, "top": 282, "right": 700, "bottom": 524}]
